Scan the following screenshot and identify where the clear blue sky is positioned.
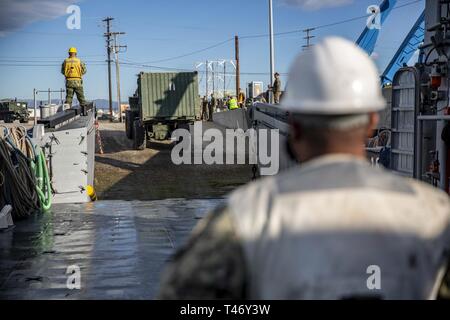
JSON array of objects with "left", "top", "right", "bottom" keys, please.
[{"left": 0, "top": 0, "right": 424, "bottom": 101}]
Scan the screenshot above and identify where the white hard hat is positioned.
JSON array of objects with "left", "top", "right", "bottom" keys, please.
[{"left": 282, "top": 37, "right": 386, "bottom": 115}]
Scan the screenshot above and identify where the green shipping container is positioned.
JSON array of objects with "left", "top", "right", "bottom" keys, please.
[{"left": 136, "top": 72, "right": 200, "bottom": 122}]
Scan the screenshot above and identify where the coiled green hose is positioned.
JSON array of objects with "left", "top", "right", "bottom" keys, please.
[
  {"left": 33, "top": 146, "right": 52, "bottom": 212},
  {"left": 2, "top": 127, "right": 52, "bottom": 216}
]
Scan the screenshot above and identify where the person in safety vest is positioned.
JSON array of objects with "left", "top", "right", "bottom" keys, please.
[
  {"left": 61, "top": 47, "right": 87, "bottom": 108},
  {"left": 238, "top": 88, "right": 246, "bottom": 108},
  {"left": 227, "top": 96, "right": 239, "bottom": 110},
  {"left": 158, "top": 37, "right": 450, "bottom": 300}
]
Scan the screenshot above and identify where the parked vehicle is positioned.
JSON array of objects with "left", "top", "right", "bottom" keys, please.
[
  {"left": 0, "top": 99, "right": 29, "bottom": 123},
  {"left": 126, "top": 72, "right": 200, "bottom": 150}
]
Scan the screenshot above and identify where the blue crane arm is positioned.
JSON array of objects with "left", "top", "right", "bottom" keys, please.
[
  {"left": 380, "top": 11, "right": 425, "bottom": 85},
  {"left": 356, "top": 0, "right": 398, "bottom": 55}
]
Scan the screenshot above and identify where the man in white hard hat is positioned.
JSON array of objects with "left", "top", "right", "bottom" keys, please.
[{"left": 158, "top": 37, "right": 450, "bottom": 300}]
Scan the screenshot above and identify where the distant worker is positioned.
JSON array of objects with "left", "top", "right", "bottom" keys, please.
[
  {"left": 209, "top": 94, "right": 216, "bottom": 121},
  {"left": 227, "top": 95, "right": 239, "bottom": 110},
  {"left": 218, "top": 97, "right": 225, "bottom": 111},
  {"left": 264, "top": 84, "right": 271, "bottom": 103},
  {"left": 158, "top": 37, "right": 450, "bottom": 300},
  {"left": 61, "top": 47, "right": 87, "bottom": 110},
  {"left": 272, "top": 72, "right": 282, "bottom": 104},
  {"left": 238, "top": 88, "right": 246, "bottom": 108},
  {"left": 201, "top": 96, "right": 209, "bottom": 121}
]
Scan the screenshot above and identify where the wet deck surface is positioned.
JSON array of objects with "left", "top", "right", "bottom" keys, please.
[{"left": 0, "top": 199, "right": 223, "bottom": 299}]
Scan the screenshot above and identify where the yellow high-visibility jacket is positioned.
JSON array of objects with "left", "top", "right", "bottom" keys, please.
[
  {"left": 61, "top": 57, "right": 87, "bottom": 80},
  {"left": 228, "top": 98, "right": 239, "bottom": 110}
]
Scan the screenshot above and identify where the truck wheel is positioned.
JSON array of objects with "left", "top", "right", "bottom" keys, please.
[
  {"left": 177, "top": 122, "right": 190, "bottom": 131},
  {"left": 133, "top": 119, "right": 146, "bottom": 150},
  {"left": 20, "top": 118, "right": 28, "bottom": 124},
  {"left": 125, "top": 110, "right": 132, "bottom": 139},
  {"left": 4, "top": 115, "right": 12, "bottom": 123}
]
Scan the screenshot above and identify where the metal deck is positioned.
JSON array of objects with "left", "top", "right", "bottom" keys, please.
[{"left": 0, "top": 199, "right": 223, "bottom": 299}]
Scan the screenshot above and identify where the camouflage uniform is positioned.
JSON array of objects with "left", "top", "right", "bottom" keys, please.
[
  {"left": 158, "top": 156, "right": 450, "bottom": 300},
  {"left": 61, "top": 59, "right": 87, "bottom": 106},
  {"left": 158, "top": 208, "right": 450, "bottom": 300},
  {"left": 201, "top": 98, "right": 209, "bottom": 121},
  {"left": 208, "top": 96, "right": 216, "bottom": 121},
  {"left": 273, "top": 77, "right": 281, "bottom": 104},
  {"left": 158, "top": 205, "right": 248, "bottom": 299}
]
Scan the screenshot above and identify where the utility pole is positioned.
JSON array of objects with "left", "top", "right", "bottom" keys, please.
[
  {"left": 302, "top": 28, "right": 315, "bottom": 50},
  {"left": 205, "top": 60, "right": 209, "bottom": 98},
  {"left": 212, "top": 62, "right": 215, "bottom": 97},
  {"left": 112, "top": 32, "right": 127, "bottom": 122},
  {"left": 223, "top": 62, "right": 226, "bottom": 97},
  {"left": 268, "top": 0, "right": 275, "bottom": 103},
  {"left": 33, "top": 89, "right": 37, "bottom": 125},
  {"left": 235, "top": 35, "right": 240, "bottom": 97},
  {"left": 103, "top": 17, "right": 114, "bottom": 122}
]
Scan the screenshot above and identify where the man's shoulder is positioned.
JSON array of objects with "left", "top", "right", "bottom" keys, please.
[
  {"left": 407, "top": 177, "right": 450, "bottom": 208},
  {"left": 229, "top": 175, "right": 277, "bottom": 202},
  {"left": 227, "top": 174, "right": 279, "bottom": 222},
  {"left": 366, "top": 163, "right": 449, "bottom": 204},
  {"left": 65, "top": 57, "right": 82, "bottom": 62},
  {"left": 228, "top": 160, "right": 450, "bottom": 213}
]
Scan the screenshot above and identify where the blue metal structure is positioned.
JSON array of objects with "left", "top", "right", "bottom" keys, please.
[
  {"left": 356, "top": 0, "right": 398, "bottom": 55},
  {"left": 355, "top": 0, "right": 425, "bottom": 86},
  {"left": 380, "top": 11, "right": 425, "bottom": 85}
]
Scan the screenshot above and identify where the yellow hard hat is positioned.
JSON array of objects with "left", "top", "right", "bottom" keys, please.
[{"left": 68, "top": 47, "right": 77, "bottom": 54}]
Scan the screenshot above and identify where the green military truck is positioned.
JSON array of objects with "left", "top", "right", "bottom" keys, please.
[
  {"left": 0, "top": 99, "right": 30, "bottom": 123},
  {"left": 126, "top": 71, "right": 200, "bottom": 150}
]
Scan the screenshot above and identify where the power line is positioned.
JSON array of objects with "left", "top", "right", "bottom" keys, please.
[
  {"left": 7, "top": 30, "right": 102, "bottom": 37},
  {"left": 0, "top": 63, "right": 107, "bottom": 66},
  {"left": 240, "top": 0, "right": 423, "bottom": 39},
  {"left": 120, "top": 62, "right": 287, "bottom": 76},
  {"left": 0, "top": 59, "right": 105, "bottom": 63},
  {"left": 118, "top": 0, "right": 423, "bottom": 73},
  {"left": 121, "top": 62, "right": 191, "bottom": 72},
  {"left": 1, "top": 0, "right": 422, "bottom": 69},
  {"left": 0, "top": 54, "right": 104, "bottom": 59},
  {"left": 129, "top": 38, "right": 234, "bottom": 64},
  {"left": 0, "top": 60, "right": 288, "bottom": 76},
  {"left": 0, "top": 0, "right": 422, "bottom": 76}
]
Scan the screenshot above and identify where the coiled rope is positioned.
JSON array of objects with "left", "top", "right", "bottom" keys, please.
[{"left": 0, "top": 126, "right": 52, "bottom": 219}]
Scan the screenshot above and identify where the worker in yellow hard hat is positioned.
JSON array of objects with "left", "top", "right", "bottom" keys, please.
[{"left": 61, "top": 47, "right": 87, "bottom": 109}]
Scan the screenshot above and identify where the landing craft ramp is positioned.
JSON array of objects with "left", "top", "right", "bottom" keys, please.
[
  {"left": 249, "top": 103, "right": 297, "bottom": 175},
  {"left": 212, "top": 104, "right": 297, "bottom": 176},
  {"left": 33, "top": 104, "right": 96, "bottom": 204},
  {"left": 0, "top": 199, "right": 223, "bottom": 299}
]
